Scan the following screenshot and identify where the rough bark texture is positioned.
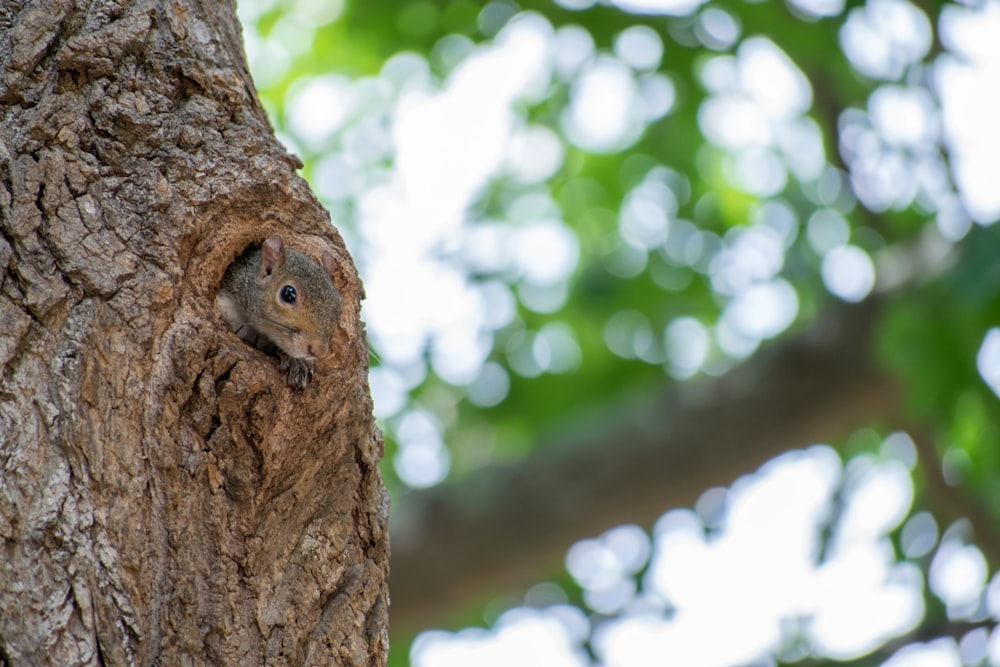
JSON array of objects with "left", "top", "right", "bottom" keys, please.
[
  {"left": 389, "top": 300, "right": 897, "bottom": 632},
  {"left": 0, "top": 1, "right": 388, "bottom": 665}
]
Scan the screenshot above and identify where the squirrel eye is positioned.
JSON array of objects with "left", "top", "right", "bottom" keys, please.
[{"left": 280, "top": 285, "right": 297, "bottom": 304}]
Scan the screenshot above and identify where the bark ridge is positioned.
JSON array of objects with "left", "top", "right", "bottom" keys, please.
[{"left": 0, "top": 2, "right": 388, "bottom": 665}]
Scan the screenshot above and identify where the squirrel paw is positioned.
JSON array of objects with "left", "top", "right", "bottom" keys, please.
[{"left": 279, "top": 353, "right": 314, "bottom": 390}]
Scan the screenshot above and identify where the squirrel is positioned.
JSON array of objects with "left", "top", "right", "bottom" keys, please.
[{"left": 217, "top": 235, "right": 342, "bottom": 389}]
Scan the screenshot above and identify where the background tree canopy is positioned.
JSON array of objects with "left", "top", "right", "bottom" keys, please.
[{"left": 237, "top": 0, "right": 1000, "bottom": 664}]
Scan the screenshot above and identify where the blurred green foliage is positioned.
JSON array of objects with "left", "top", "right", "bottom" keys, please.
[{"left": 237, "top": 0, "right": 1000, "bottom": 663}]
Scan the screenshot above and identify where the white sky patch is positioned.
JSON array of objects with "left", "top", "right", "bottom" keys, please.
[
  {"left": 936, "top": 2, "right": 1000, "bottom": 223},
  {"left": 726, "top": 148, "right": 788, "bottom": 197},
  {"left": 286, "top": 75, "right": 356, "bottom": 145},
  {"left": 777, "top": 116, "right": 826, "bottom": 181},
  {"left": 603, "top": 448, "right": 842, "bottom": 666},
  {"left": 719, "top": 278, "right": 799, "bottom": 341},
  {"left": 738, "top": 38, "right": 812, "bottom": 119},
  {"left": 394, "top": 440, "right": 450, "bottom": 487},
  {"left": 977, "top": 328, "right": 1000, "bottom": 399},
  {"left": 613, "top": 25, "right": 664, "bottom": 71},
  {"left": 412, "top": 607, "right": 590, "bottom": 667},
  {"left": 610, "top": 0, "right": 706, "bottom": 16},
  {"left": 356, "top": 13, "right": 557, "bottom": 376},
  {"left": 430, "top": 328, "right": 493, "bottom": 385},
  {"left": 466, "top": 361, "right": 511, "bottom": 407},
  {"left": 418, "top": 442, "right": 930, "bottom": 666},
  {"left": 567, "top": 525, "right": 650, "bottom": 591},
  {"left": 709, "top": 225, "right": 785, "bottom": 296},
  {"left": 754, "top": 199, "right": 799, "bottom": 248},
  {"left": 553, "top": 25, "right": 595, "bottom": 80},
  {"left": 930, "top": 539, "right": 989, "bottom": 613},
  {"left": 381, "top": 51, "right": 433, "bottom": 91},
  {"left": 562, "top": 56, "right": 643, "bottom": 152},
  {"left": 242, "top": 31, "right": 291, "bottom": 89},
  {"left": 715, "top": 317, "right": 760, "bottom": 359},
  {"left": 821, "top": 245, "right": 876, "bottom": 302},
  {"left": 394, "top": 408, "right": 451, "bottom": 487},
  {"left": 869, "top": 85, "right": 937, "bottom": 148},
  {"left": 505, "top": 124, "right": 565, "bottom": 184},
  {"left": 787, "top": 0, "right": 844, "bottom": 19},
  {"left": 362, "top": 251, "right": 472, "bottom": 364},
  {"left": 699, "top": 54, "right": 737, "bottom": 94},
  {"left": 696, "top": 8, "right": 741, "bottom": 51},
  {"left": 292, "top": 0, "right": 344, "bottom": 25},
  {"left": 554, "top": 0, "right": 598, "bottom": 11},
  {"left": 368, "top": 366, "right": 409, "bottom": 419},
  {"left": 393, "top": 13, "right": 552, "bottom": 220},
  {"left": 839, "top": 0, "right": 932, "bottom": 80},
  {"left": 698, "top": 39, "right": 813, "bottom": 197},
  {"left": 270, "top": 12, "right": 316, "bottom": 58},
  {"left": 637, "top": 72, "right": 676, "bottom": 121},
  {"left": 902, "top": 512, "right": 939, "bottom": 560},
  {"left": 808, "top": 547, "right": 924, "bottom": 658},
  {"left": 619, "top": 178, "right": 676, "bottom": 250},
  {"left": 881, "top": 639, "right": 963, "bottom": 667},
  {"left": 519, "top": 276, "right": 568, "bottom": 312},
  {"left": 312, "top": 153, "right": 363, "bottom": 201},
  {"left": 664, "top": 317, "right": 710, "bottom": 379},
  {"left": 699, "top": 96, "right": 773, "bottom": 149},
  {"left": 514, "top": 220, "right": 580, "bottom": 286},
  {"left": 604, "top": 447, "right": 923, "bottom": 664},
  {"left": 836, "top": 459, "right": 913, "bottom": 544}
]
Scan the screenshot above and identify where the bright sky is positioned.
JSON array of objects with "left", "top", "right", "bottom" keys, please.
[{"left": 237, "top": 0, "right": 1000, "bottom": 664}]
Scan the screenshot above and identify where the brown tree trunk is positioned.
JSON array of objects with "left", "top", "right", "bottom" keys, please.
[{"left": 0, "top": 1, "right": 388, "bottom": 665}]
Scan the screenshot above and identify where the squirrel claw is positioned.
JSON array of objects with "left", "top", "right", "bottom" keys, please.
[{"left": 279, "top": 353, "right": 314, "bottom": 390}]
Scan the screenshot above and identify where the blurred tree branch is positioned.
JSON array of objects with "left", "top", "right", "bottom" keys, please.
[
  {"left": 908, "top": 427, "right": 1000, "bottom": 565},
  {"left": 390, "top": 299, "right": 898, "bottom": 632}
]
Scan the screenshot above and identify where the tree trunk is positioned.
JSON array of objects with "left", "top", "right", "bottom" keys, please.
[{"left": 0, "top": 1, "right": 388, "bottom": 665}]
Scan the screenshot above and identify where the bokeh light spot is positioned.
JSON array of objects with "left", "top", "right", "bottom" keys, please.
[
  {"left": 562, "top": 57, "right": 643, "bottom": 153},
  {"left": 978, "top": 328, "right": 1000, "bottom": 399},
  {"left": 695, "top": 8, "right": 741, "bottom": 50},
  {"left": 467, "top": 362, "right": 511, "bottom": 407},
  {"left": 720, "top": 278, "right": 799, "bottom": 342},
  {"left": 664, "top": 317, "right": 710, "bottom": 379},
  {"left": 614, "top": 25, "right": 664, "bottom": 71},
  {"left": 788, "top": 0, "right": 844, "bottom": 18},
  {"left": 611, "top": 0, "right": 706, "bottom": 15},
  {"left": 929, "top": 540, "right": 988, "bottom": 614},
  {"left": 807, "top": 208, "right": 851, "bottom": 255},
  {"left": 901, "top": 511, "right": 939, "bottom": 559},
  {"left": 821, "top": 245, "right": 875, "bottom": 302},
  {"left": 839, "top": 0, "right": 932, "bottom": 80}
]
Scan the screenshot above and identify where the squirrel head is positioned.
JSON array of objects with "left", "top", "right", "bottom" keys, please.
[{"left": 254, "top": 235, "right": 341, "bottom": 360}]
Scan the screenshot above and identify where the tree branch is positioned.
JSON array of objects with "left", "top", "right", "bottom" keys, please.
[{"left": 389, "top": 299, "right": 898, "bottom": 632}]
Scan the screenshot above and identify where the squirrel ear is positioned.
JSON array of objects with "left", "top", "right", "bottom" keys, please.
[
  {"left": 259, "top": 235, "right": 285, "bottom": 279},
  {"left": 321, "top": 250, "right": 337, "bottom": 279}
]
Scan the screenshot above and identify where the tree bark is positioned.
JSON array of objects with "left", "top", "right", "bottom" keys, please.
[
  {"left": 0, "top": 1, "right": 388, "bottom": 665},
  {"left": 389, "top": 300, "right": 897, "bottom": 633}
]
